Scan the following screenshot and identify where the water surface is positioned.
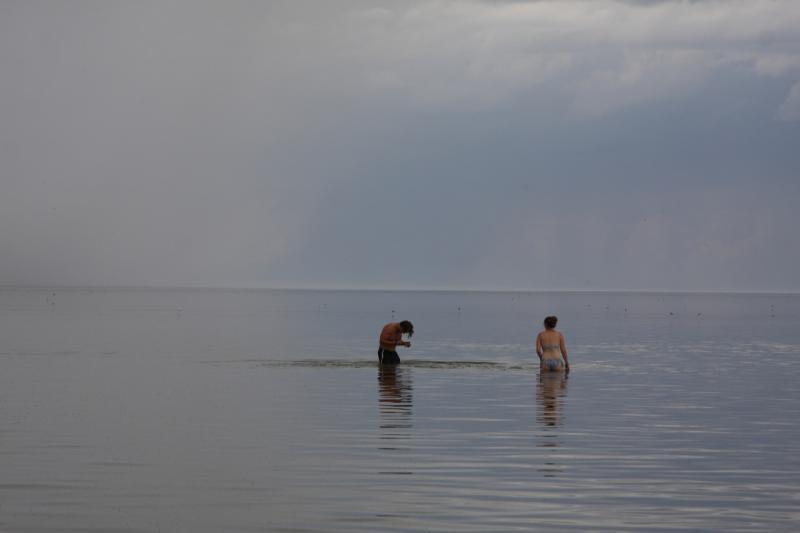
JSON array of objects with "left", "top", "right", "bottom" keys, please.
[{"left": 1, "top": 289, "right": 799, "bottom": 531}]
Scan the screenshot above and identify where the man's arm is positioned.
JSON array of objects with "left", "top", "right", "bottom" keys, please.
[
  {"left": 394, "top": 325, "right": 411, "bottom": 347},
  {"left": 380, "top": 324, "right": 410, "bottom": 348}
]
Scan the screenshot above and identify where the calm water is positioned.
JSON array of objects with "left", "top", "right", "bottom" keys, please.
[{"left": 1, "top": 289, "right": 799, "bottom": 532}]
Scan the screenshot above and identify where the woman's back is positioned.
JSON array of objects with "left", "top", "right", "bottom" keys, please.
[
  {"left": 538, "top": 330, "right": 563, "bottom": 358},
  {"left": 537, "top": 316, "right": 569, "bottom": 371}
]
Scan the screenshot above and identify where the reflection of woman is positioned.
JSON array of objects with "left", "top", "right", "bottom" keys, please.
[
  {"left": 536, "top": 316, "right": 570, "bottom": 372},
  {"left": 537, "top": 371, "right": 568, "bottom": 427}
]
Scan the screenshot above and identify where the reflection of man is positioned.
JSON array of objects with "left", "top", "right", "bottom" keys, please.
[
  {"left": 378, "top": 320, "right": 414, "bottom": 365},
  {"left": 378, "top": 365, "right": 412, "bottom": 410},
  {"left": 378, "top": 365, "right": 413, "bottom": 453}
]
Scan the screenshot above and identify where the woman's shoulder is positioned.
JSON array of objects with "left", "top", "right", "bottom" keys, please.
[{"left": 541, "top": 330, "right": 561, "bottom": 341}]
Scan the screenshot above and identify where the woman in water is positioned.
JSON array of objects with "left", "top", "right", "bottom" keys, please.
[{"left": 536, "top": 316, "right": 570, "bottom": 372}]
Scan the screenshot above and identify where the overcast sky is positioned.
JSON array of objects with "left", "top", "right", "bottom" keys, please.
[{"left": 1, "top": 0, "right": 799, "bottom": 291}]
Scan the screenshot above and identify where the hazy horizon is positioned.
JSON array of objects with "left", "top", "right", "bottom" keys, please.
[{"left": 3, "top": 283, "right": 799, "bottom": 296}]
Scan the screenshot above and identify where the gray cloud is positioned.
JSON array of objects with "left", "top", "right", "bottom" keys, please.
[
  {"left": 778, "top": 81, "right": 800, "bottom": 121},
  {"left": 1, "top": 1, "right": 799, "bottom": 291}
]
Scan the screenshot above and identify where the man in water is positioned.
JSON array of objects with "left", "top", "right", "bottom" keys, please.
[{"left": 378, "top": 320, "right": 414, "bottom": 365}]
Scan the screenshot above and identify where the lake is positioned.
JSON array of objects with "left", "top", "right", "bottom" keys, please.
[{"left": 1, "top": 288, "right": 799, "bottom": 531}]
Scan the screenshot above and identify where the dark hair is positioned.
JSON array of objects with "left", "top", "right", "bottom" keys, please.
[
  {"left": 543, "top": 316, "right": 558, "bottom": 329},
  {"left": 399, "top": 320, "right": 414, "bottom": 337}
]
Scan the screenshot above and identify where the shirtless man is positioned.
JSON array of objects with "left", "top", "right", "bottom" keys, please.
[{"left": 378, "top": 320, "right": 414, "bottom": 365}]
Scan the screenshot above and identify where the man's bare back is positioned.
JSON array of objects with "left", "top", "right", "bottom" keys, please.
[
  {"left": 380, "top": 322, "right": 411, "bottom": 350},
  {"left": 378, "top": 320, "right": 414, "bottom": 365}
]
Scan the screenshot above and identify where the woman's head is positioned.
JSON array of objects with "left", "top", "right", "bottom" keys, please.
[
  {"left": 399, "top": 320, "right": 414, "bottom": 337},
  {"left": 543, "top": 316, "right": 558, "bottom": 330}
]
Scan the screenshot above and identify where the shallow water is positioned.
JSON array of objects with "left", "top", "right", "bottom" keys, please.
[{"left": 1, "top": 289, "right": 799, "bottom": 531}]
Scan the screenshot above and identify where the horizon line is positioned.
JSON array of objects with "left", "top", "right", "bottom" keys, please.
[{"left": 1, "top": 284, "right": 798, "bottom": 296}]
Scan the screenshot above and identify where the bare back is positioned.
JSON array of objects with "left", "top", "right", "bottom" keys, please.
[
  {"left": 380, "top": 323, "right": 403, "bottom": 350},
  {"left": 536, "top": 329, "right": 567, "bottom": 364}
]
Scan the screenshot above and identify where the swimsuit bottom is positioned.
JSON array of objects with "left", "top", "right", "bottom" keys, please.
[
  {"left": 541, "top": 358, "right": 564, "bottom": 371},
  {"left": 378, "top": 348, "right": 400, "bottom": 365}
]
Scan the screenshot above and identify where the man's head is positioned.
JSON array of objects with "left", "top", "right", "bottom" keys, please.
[{"left": 399, "top": 320, "right": 414, "bottom": 337}]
